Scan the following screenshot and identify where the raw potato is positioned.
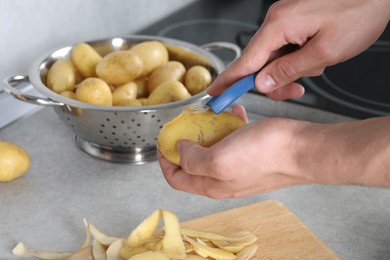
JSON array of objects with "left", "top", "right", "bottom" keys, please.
[
  {"left": 147, "top": 61, "right": 186, "bottom": 94},
  {"left": 60, "top": 90, "right": 76, "bottom": 100},
  {"left": 163, "top": 43, "right": 212, "bottom": 69},
  {"left": 147, "top": 80, "right": 191, "bottom": 105},
  {"left": 115, "top": 99, "right": 142, "bottom": 107},
  {"left": 96, "top": 50, "right": 143, "bottom": 85},
  {"left": 0, "top": 141, "right": 30, "bottom": 182},
  {"left": 157, "top": 108, "right": 246, "bottom": 165},
  {"left": 46, "top": 59, "right": 76, "bottom": 93},
  {"left": 71, "top": 43, "right": 102, "bottom": 78},
  {"left": 130, "top": 41, "right": 169, "bottom": 77},
  {"left": 75, "top": 78, "right": 113, "bottom": 106},
  {"left": 112, "top": 81, "right": 138, "bottom": 106},
  {"left": 134, "top": 77, "right": 149, "bottom": 98},
  {"left": 184, "top": 66, "right": 212, "bottom": 95}
]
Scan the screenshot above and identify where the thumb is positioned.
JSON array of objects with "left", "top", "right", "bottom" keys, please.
[
  {"left": 255, "top": 38, "right": 327, "bottom": 93},
  {"left": 177, "top": 140, "right": 210, "bottom": 176}
]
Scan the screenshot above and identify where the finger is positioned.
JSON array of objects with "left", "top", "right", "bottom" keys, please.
[
  {"left": 266, "top": 82, "right": 305, "bottom": 101},
  {"left": 231, "top": 105, "right": 248, "bottom": 123},
  {"left": 207, "top": 25, "right": 284, "bottom": 96},
  {"left": 255, "top": 36, "right": 328, "bottom": 93},
  {"left": 177, "top": 140, "right": 215, "bottom": 177}
]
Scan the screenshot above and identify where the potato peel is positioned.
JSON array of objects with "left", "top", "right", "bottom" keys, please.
[
  {"left": 183, "top": 235, "right": 237, "bottom": 260},
  {"left": 12, "top": 242, "right": 72, "bottom": 259},
  {"left": 12, "top": 210, "right": 257, "bottom": 260},
  {"left": 86, "top": 220, "right": 121, "bottom": 246},
  {"left": 92, "top": 239, "right": 107, "bottom": 260}
]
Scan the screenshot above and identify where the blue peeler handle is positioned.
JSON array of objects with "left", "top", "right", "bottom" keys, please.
[{"left": 206, "top": 73, "right": 256, "bottom": 114}]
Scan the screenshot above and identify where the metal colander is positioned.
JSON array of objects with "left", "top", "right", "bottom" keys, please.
[{"left": 3, "top": 35, "right": 240, "bottom": 164}]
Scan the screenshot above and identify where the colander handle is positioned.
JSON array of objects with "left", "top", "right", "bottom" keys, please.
[
  {"left": 200, "top": 42, "right": 241, "bottom": 63},
  {"left": 2, "top": 74, "right": 64, "bottom": 107}
]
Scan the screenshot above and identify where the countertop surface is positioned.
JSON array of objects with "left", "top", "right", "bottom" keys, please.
[{"left": 1, "top": 94, "right": 390, "bottom": 259}]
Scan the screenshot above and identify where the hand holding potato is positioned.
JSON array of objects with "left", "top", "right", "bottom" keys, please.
[
  {"left": 157, "top": 107, "right": 246, "bottom": 165},
  {"left": 158, "top": 105, "right": 308, "bottom": 198}
]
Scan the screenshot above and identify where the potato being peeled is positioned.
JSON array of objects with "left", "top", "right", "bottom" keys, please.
[
  {"left": 96, "top": 50, "right": 143, "bottom": 85},
  {"left": 157, "top": 108, "right": 246, "bottom": 165},
  {"left": 75, "top": 77, "right": 112, "bottom": 106},
  {"left": 0, "top": 141, "right": 30, "bottom": 182}
]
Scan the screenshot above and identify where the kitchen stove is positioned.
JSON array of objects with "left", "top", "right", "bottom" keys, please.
[{"left": 139, "top": 0, "right": 390, "bottom": 119}]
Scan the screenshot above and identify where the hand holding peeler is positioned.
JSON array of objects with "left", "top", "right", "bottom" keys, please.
[{"left": 205, "top": 73, "right": 256, "bottom": 114}]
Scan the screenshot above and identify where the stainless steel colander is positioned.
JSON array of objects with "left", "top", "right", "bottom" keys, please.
[{"left": 3, "top": 35, "right": 240, "bottom": 164}]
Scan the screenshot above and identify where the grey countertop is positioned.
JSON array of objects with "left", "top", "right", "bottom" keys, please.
[{"left": 1, "top": 94, "right": 389, "bottom": 259}]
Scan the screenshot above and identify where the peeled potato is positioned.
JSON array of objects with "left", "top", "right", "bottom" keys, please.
[
  {"left": 130, "top": 41, "right": 169, "bottom": 77},
  {"left": 71, "top": 43, "right": 102, "bottom": 78},
  {"left": 147, "top": 80, "right": 191, "bottom": 105},
  {"left": 46, "top": 59, "right": 76, "bottom": 93},
  {"left": 157, "top": 108, "right": 246, "bottom": 165},
  {"left": 96, "top": 50, "right": 143, "bottom": 85},
  {"left": 0, "top": 141, "right": 30, "bottom": 182},
  {"left": 147, "top": 61, "right": 186, "bottom": 94},
  {"left": 184, "top": 65, "right": 212, "bottom": 95},
  {"left": 75, "top": 77, "right": 112, "bottom": 106}
]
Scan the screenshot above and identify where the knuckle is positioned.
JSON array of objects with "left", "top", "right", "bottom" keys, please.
[
  {"left": 312, "top": 42, "right": 338, "bottom": 65},
  {"left": 274, "top": 58, "right": 298, "bottom": 80},
  {"left": 266, "top": 2, "right": 286, "bottom": 22}
]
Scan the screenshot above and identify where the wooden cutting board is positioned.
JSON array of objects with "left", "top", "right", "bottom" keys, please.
[{"left": 181, "top": 200, "right": 340, "bottom": 259}]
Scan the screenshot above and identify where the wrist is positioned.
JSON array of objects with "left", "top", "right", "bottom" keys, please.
[{"left": 292, "top": 117, "right": 390, "bottom": 187}]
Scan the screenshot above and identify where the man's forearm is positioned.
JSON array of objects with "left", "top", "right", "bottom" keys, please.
[{"left": 294, "top": 116, "right": 390, "bottom": 187}]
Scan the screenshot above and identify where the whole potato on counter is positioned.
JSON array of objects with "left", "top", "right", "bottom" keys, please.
[
  {"left": 157, "top": 108, "right": 246, "bottom": 165},
  {"left": 147, "top": 80, "right": 191, "bottom": 105},
  {"left": 96, "top": 50, "right": 143, "bottom": 85},
  {"left": 130, "top": 41, "right": 169, "bottom": 77},
  {"left": 147, "top": 61, "right": 186, "bottom": 94},
  {"left": 46, "top": 59, "right": 76, "bottom": 93},
  {"left": 75, "top": 77, "right": 112, "bottom": 106},
  {"left": 112, "top": 81, "right": 138, "bottom": 106},
  {"left": 0, "top": 141, "right": 30, "bottom": 182},
  {"left": 71, "top": 43, "right": 102, "bottom": 78},
  {"left": 184, "top": 65, "right": 212, "bottom": 95}
]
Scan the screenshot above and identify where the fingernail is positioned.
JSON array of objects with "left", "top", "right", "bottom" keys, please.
[{"left": 258, "top": 74, "right": 276, "bottom": 92}]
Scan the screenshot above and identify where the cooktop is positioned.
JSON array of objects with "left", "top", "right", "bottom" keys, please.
[{"left": 139, "top": 0, "right": 390, "bottom": 119}]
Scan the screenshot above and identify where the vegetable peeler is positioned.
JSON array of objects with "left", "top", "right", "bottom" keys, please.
[{"left": 205, "top": 73, "right": 256, "bottom": 114}]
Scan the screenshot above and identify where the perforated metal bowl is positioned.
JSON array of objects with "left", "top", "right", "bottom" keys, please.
[{"left": 3, "top": 35, "right": 240, "bottom": 164}]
